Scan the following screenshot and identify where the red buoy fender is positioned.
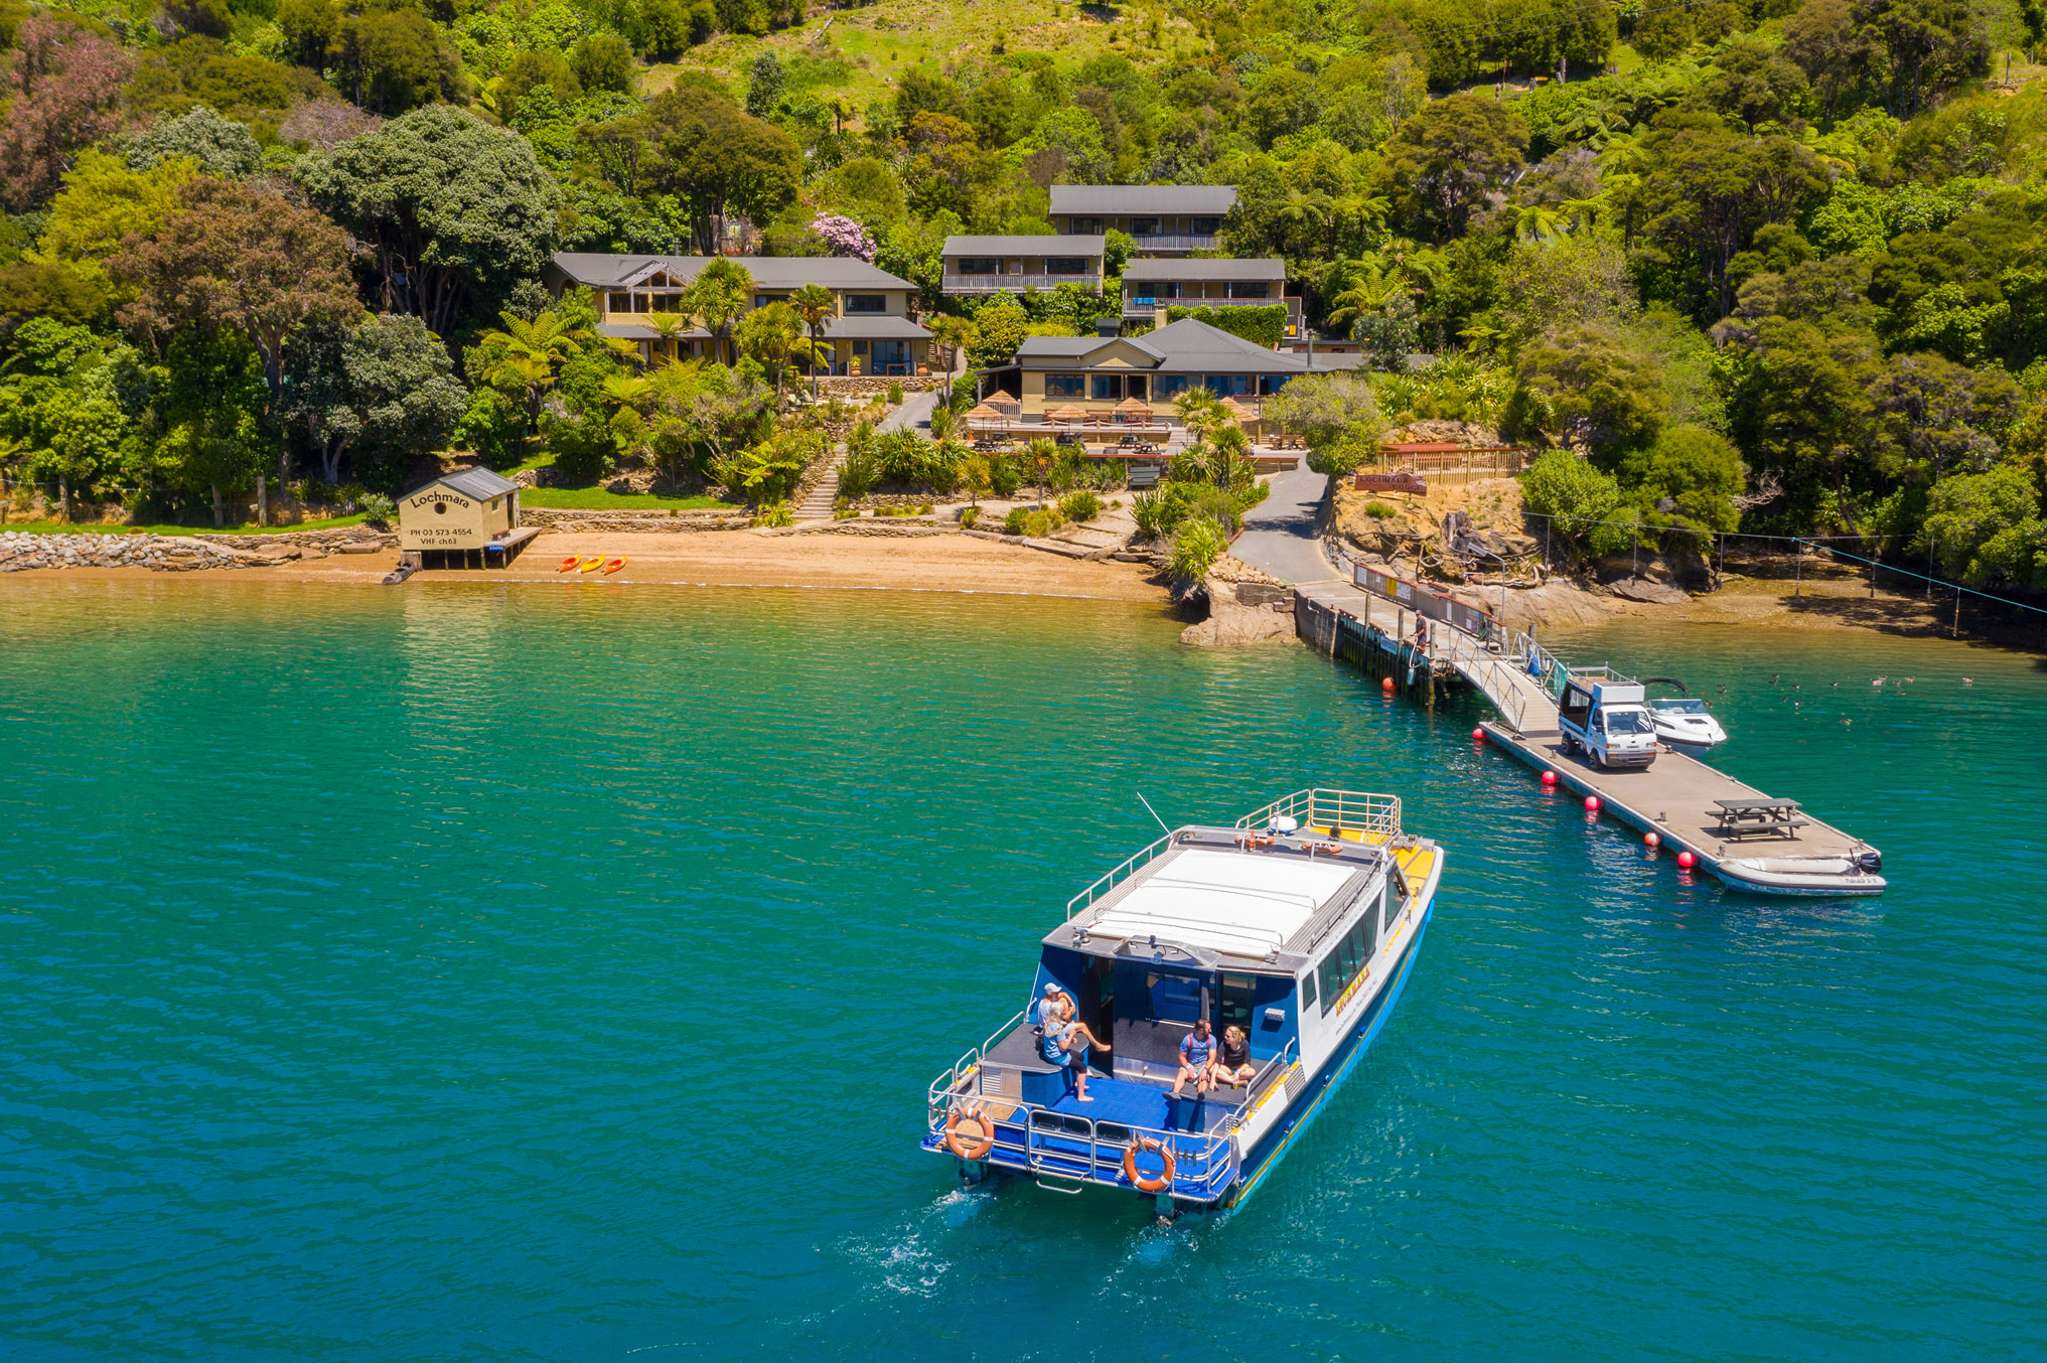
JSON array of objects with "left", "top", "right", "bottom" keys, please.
[
  {"left": 1124, "top": 1136, "right": 1175, "bottom": 1193},
  {"left": 944, "top": 1104, "right": 995, "bottom": 1160}
]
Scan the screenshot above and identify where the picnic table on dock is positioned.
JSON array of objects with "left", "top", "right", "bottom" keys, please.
[{"left": 1712, "top": 797, "right": 1808, "bottom": 839}]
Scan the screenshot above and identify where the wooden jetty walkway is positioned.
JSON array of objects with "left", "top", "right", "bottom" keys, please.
[{"left": 1223, "top": 460, "right": 1888, "bottom": 898}]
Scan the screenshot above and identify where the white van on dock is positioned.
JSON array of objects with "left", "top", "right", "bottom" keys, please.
[{"left": 1557, "top": 678, "right": 1660, "bottom": 769}]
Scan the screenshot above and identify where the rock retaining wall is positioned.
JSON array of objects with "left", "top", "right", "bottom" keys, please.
[
  {"left": 816, "top": 375, "right": 950, "bottom": 399},
  {"left": 0, "top": 530, "right": 374, "bottom": 572}
]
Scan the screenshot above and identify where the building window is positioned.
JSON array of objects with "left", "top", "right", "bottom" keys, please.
[
  {"left": 1045, "top": 373, "right": 1085, "bottom": 399},
  {"left": 1072, "top": 216, "right": 1103, "bottom": 234},
  {"left": 1090, "top": 374, "right": 1122, "bottom": 401},
  {"left": 957, "top": 257, "right": 998, "bottom": 275},
  {"left": 1047, "top": 257, "right": 1093, "bottom": 276},
  {"left": 1207, "top": 374, "right": 1254, "bottom": 397},
  {"left": 753, "top": 294, "right": 773, "bottom": 309},
  {"left": 1131, "top": 217, "right": 1159, "bottom": 235},
  {"left": 844, "top": 294, "right": 886, "bottom": 314},
  {"left": 1156, "top": 375, "right": 1191, "bottom": 398},
  {"left": 1192, "top": 217, "right": 1220, "bottom": 234}
]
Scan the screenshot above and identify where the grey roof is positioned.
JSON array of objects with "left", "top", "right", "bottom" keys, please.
[
  {"left": 551, "top": 253, "right": 913, "bottom": 291},
  {"left": 434, "top": 467, "right": 519, "bottom": 500},
  {"left": 1014, "top": 318, "right": 1305, "bottom": 374},
  {"left": 1122, "top": 257, "right": 1286, "bottom": 283},
  {"left": 822, "top": 315, "right": 931, "bottom": 340},
  {"left": 1139, "top": 318, "right": 1308, "bottom": 373},
  {"left": 1049, "top": 184, "right": 1238, "bottom": 216},
  {"left": 598, "top": 321, "right": 708, "bottom": 341},
  {"left": 942, "top": 234, "right": 1105, "bottom": 256},
  {"left": 1015, "top": 336, "right": 1123, "bottom": 361}
]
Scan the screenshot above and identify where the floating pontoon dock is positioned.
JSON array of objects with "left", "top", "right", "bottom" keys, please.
[{"left": 1292, "top": 570, "right": 1886, "bottom": 898}]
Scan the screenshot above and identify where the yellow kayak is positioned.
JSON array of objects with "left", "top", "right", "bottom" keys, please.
[{"left": 576, "top": 556, "right": 605, "bottom": 574}]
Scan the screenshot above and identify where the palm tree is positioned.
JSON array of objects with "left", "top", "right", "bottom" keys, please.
[
  {"left": 1173, "top": 386, "right": 1224, "bottom": 445},
  {"left": 475, "top": 309, "right": 582, "bottom": 433},
  {"left": 647, "top": 310, "right": 693, "bottom": 365},
  {"left": 683, "top": 258, "right": 754, "bottom": 366},
  {"left": 789, "top": 282, "right": 836, "bottom": 398},
  {"left": 926, "top": 313, "right": 974, "bottom": 376}
]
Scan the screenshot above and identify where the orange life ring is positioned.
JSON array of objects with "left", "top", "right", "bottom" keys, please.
[
  {"left": 944, "top": 1104, "right": 995, "bottom": 1160},
  {"left": 1124, "top": 1136, "right": 1175, "bottom": 1193}
]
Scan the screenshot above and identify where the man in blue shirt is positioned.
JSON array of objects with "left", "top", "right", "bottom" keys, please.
[{"left": 1171, "top": 1017, "right": 1217, "bottom": 1099}]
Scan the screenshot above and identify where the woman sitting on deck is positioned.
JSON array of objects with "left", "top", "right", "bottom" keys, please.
[{"left": 1037, "top": 984, "right": 1112, "bottom": 1103}]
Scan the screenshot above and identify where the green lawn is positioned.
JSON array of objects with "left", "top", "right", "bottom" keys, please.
[
  {"left": 518, "top": 487, "right": 739, "bottom": 511},
  {"left": 645, "top": 0, "right": 1199, "bottom": 125},
  {"left": 0, "top": 513, "right": 371, "bottom": 536}
]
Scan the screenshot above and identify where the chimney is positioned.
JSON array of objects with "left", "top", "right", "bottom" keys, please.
[{"left": 1096, "top": 315, "right": 1122, "bottom": 337}]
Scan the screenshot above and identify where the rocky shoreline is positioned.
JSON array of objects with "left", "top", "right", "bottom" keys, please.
[{"left": 0, "top": 528, "right": 393, "bottom": 573}]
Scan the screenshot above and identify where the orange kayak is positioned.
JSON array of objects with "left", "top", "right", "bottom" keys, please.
[
  {"left": 576, "top": 556, "right": 604, "bottom": 574},
  {"left": 601, "top": 557, "right": 626, "bottom": 575},
  {"left": 557, "top": 555, "right": 580, "bottom": 572}
]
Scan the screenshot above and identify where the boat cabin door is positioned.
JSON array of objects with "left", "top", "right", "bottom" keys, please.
[{"left": 1079, "top": 955, "right": 1115, "bottom": 1072}]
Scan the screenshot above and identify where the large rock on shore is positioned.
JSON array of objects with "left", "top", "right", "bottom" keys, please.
[{"left": 1182, "top": 574, "right": 1298, "bottom": 647}]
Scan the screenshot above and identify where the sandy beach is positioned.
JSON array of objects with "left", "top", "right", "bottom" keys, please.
[{"left": 8, "top": 528, "right": 1169, "bottom": 603}]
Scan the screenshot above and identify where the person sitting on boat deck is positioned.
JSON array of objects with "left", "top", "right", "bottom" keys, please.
[
  {"left": 1037, "top": 984, "right": 1111, "bottom": 1102},
  {"left": 1171, "top": 1017, "right": 1219, "bottom": 1100},
  {"left": 1215, "top": 1024, "right": 1255, "bottom": 1089}
]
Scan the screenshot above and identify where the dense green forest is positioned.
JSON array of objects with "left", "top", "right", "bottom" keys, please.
[{"left": 0, "top": 0, "right": 2043, "bottom": 588}]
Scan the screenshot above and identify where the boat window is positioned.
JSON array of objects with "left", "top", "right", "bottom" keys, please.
[
  {"left": 1380, "top": 875, "right": 1399, "bottom": 936},
  {"left": 1656, "top": 698, "right": 1707, "bottom": 714},
  {"left": 1316, "top": 904, "right": 1380, "bottom": 1015},
  {"left": 1219, "top": 973, "right": 1256, "bottom": 1036},
  {"left": 1300, "top": 970, "right": 1317, "bottom": 1013}
]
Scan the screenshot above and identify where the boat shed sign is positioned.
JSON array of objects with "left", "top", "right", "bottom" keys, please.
[{"left": 396, "top": 468, "right": 520, "bottom": 552}]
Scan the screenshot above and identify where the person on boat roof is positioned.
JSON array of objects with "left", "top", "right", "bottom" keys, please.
[
  {"left": 1172, "top": 1017, "right": 1218, "bottom": 1100},
  {"left": 1037, "top": 983, "right": 1111, "bottom": 1104}
]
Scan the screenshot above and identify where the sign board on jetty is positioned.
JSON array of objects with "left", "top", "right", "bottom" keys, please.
[{"left": 1355, "top": 565, "right": 1495, "bottom": 638}]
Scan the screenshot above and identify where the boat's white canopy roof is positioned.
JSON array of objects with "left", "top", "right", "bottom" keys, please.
[{"left": 1080, "top": 848, "right": 1359, "bottom": 960}]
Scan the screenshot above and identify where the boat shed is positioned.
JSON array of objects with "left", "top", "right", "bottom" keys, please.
[{"left": 397, "top": 467, "right": 536, "bottom": 569}]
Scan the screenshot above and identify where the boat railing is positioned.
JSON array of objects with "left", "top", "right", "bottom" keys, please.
[
  {"left": 926, "top": 1037, "right": 1300, "bottom": 1202},
  {"left": 926, "top": 1008, "right": 1028, "bottom": 1111},
  {"left": 1235, "top": 788, "right": 1402, "bottom": 840},
  {"left": 1066, "top": 828, "right": 1177, "bottom": 920}
]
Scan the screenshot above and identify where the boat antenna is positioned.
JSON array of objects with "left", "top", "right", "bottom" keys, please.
[{"left": 1136, "top": 790, "right": 1172, "bottom": 836}]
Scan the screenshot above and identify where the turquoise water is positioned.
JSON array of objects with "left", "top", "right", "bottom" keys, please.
[{"left": 2, "top": 580, "right": 2041, "bottom": 1361}]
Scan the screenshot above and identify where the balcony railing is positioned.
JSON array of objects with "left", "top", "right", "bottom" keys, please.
[
  {"left": 1130, "top": 232, "right": 1217, "bottom": 252},
  {"left": 943, "top": 272, "right": 1103, "bottom": 294},
  {"left": 1123, "top": 294, "right": 1279, "bottom": 314}
]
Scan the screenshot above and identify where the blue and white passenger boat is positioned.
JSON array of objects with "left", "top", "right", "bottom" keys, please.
[{"left": 922, "top": 788, "right": 1443, "bottom": 1216}]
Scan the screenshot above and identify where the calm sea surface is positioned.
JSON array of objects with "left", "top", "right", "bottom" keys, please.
[{"left": 2, "top": 580, "right": 2041, "bottom": 1362}]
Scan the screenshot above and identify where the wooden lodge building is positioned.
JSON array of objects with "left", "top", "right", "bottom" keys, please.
[{"left": 545, "top": 253, "right": 933, "bottom": 377}]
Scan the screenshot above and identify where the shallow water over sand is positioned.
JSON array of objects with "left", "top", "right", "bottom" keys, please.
[{"left": 2, "top": 580, "right": 2040, "bottom": 1361}]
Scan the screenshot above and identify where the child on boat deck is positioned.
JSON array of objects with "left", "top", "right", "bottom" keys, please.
[
  {"left": 1216, "top": 1024, "right": 1255, "bottom": 1088},
  {"left": 1036, "top": 983, "right": 1112, "bottom": 1103},
  {"left": 1171, "top": 1017, "right": 1218, "bottom": 1099}
]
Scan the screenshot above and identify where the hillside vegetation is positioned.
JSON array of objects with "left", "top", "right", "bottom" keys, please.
[{"left": 0, "top": 0, "right": 2043, "bottom": 588}]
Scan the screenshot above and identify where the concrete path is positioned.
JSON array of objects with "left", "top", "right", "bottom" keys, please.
[
  {"left": 1233, "top": 459, "right": 1342, "bottom": 585},
  {"left": 880, "top": 390, "right": 940, "bottom": 433}
]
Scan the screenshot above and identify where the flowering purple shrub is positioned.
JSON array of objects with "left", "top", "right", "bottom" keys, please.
[{"left": 811, "top": 213, "right": 876, "bottom": 261}]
